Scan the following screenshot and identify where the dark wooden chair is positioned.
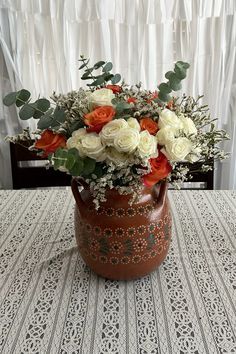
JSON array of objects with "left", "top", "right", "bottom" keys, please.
[
  {"left": 10, "top": 142, "right": 214, "bottom": 190},
  {"left": 174, "top": 161, "right": 214, "bottom": 190},
  {"left": 10, "top": 142, "right": 71, "bottom": 189}
]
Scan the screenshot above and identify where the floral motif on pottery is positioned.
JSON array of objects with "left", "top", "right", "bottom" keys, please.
[{"left": 73, "top": 181, "right": 172, "bottom": 280}]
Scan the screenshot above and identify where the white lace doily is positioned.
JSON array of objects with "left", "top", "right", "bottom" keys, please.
[{"left": 0, "top": 189, "right": 236, "bottom": 353}]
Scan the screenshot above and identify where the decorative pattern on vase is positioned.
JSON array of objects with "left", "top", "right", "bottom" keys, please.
[
  {"left": 78, "top": 210, "right": 171, "bottom": 265},
  {"left": 74, "top": 194, "right": 172, "bottom": 279}
]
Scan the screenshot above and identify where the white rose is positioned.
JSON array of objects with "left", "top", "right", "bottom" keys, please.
[
  {"left": 127, "top": 117, "right": 141, "bottom": 131},
  {"left": 100, "top": 119, "right": 128, "bottom": 146},
  {"left": 66, "top": 128, "right": 87, "bottom": 151},
  {"left": 89, "top": 88, "right": 115, "bottom": 107},
  {"left": 179, "top": 115, "right": 197, "bottom": 135},
  {"left": 114, "top": 128, "right": 140, "bottom": 153},
  {"left": 156, "top": 126, "right": 176, "bottom": 146},
  {"left": 158, "top": 109, "right": 183, "bottom": 130},
  {"left": 164, "top": 137, "right": 193, "bottom": 161},
  {"left": 106, "top": 147, "right": 129, "bottom": 167},
  {"left": 137, "top": 130, "right": 158, "bottom": 158},
  {"left": 80, "top": 133, "right": 106, "bottom": 161}
]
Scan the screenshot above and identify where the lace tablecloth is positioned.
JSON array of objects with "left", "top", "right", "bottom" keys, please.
[{"left": 0, "top": 189, "right": 236, "bottom": 354}]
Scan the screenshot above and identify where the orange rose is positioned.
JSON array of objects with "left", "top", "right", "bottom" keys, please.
[
  {"left": 140, "top": 117, "right": 159, "bottom": 135},
  {"left": 84, "top": 106, "right": 115, "bottom": 133},
  {"left": 106, "top": 85, "right": 122, "bottom": 94},
  {"left": 143, "top": 152, "right": 172, "bottom": 187},
  {"left": 34, "top": 130, "right": 66, "bottom": 156}
]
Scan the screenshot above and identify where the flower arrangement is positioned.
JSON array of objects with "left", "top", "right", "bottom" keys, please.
[{"left": 3, "top": 56, "right": 229, "bottom": 208}]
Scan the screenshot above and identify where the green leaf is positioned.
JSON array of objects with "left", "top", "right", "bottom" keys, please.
[
  {"left": 68, "top": 147, "right": 80, "bottom": 157},
  {"left": 65, "top": 147, "right": 80, "bottom": 170},
  {"left": 37, "top": 109, "right": 54, "bottom": 129},
  {"left": 84, "top": 67, "right": 94, "bottom": 74},
  {"left": 33, "top": 108, "right": 44, "bottom": 119},
  {"left": 16, "top": 89, "right": 31, "bottom": 107},
  {"left": 88, "top": 76, "right": 105, "bottom": 86},
  {"left": 111, "top": 98, "right": 119, "bottom": 105},
  {"left": 19, "top": 103, "right": 36, "bottom": 120},
  {"left": 52, "top": 107, "right": 66, "bottom": 123},
  {"left": 53, "top": 148, "right": 68, "bottom": 170},
  {"left": 165, "top": 71, "right": 173, "bottom": 80},
  {"left": 169, "top": 80, "right": 182, "bottom": 91},
  {"left": 3, "top": 92, "right": 18, "bottom": 106},
  {"left": 116, "top": 101, "right": 131, "bottom": 113},
  {"left": 174, "top": 66, "right": 187, "bottom": 80},
  {"left": 111, "top": 73, "right": 121, "bottom": 84},
  {"left": 79, "top": 59, "right": 89, "bottom": 69},
  {"left": 65, "top": 153, "right": 76, "bottom": 170},
  {"left": 168, "top": 73, "right": 182, "bottom": 91},
  {"left": 158, "top": 91, "right": 171, "bottom": 102},
  {"left": 36, "top": 98, "right": 50, "bottom": 112},
  {"left": 68, "top": 120, "right": 84, "bottom": 134},
  {"left": 93, "top": 61, "right": 105, "bottom": 69},
  {"left": 103, "top": 73, "right": 114, "bottom": 82},
  {"left": 81, "top": 72, "right": 93, "bottom": 80},
  {"left": 69, "top": 159, "right": 84, "bottom": 176},
  {"left": 102, "top": 62, "right": 113, "bottom": 72},
  {"left": 158, "top": 83, "right": 172, "bottom": 94},
  {"left": 177, "top": 61, "right": 190, "bottom": 69},
  {"left": 83, "top": 157, "right": 96, "bottom": 176}
]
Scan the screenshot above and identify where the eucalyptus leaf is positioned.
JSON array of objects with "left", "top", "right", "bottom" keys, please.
[
  {"left": 82, "top": 157, "right": 96, "bottom": 175},
  {"left": 158, "top": 83, "right": 172, "bottom": 94},
  {"left": 68, "top": 120, "right": 84, "bottom": 134},
  {"left": 177, "top": 61, "right": 190, "bottom": 69},
  {"left": 53, "top": 107, "right": 66, "bottom": 123},
  {"left": 3, "top": 92, "right": 18, "bottom": 106},
  {"left": 65, "top": 154, "right": 76, "bottom": 170},
  {"left": 79, "top": 60, "right": 89, "bottom": 69},
  {"left": 174, "top": 66, "right": 187, "bottom": 80},
  {"left": 37, "top": 109, "right": 54, "bottom": 129},
  {"left": 33, "top": 105, "right": 44, "bottom": 119},
  {"left": 158, "top": 92, "right": 171, "bottom": 102},
  {"left": 88, "top": 76, "right": 105, "bottom": 86},
  {"left": 81, "top": 72, "right": 92, "bottom": 80},
  {"left": 169, "top": 78, "right": 182, "bottom": 91},
  {"left": 68, "top": 147, "right": 80, "bottom": 157},
  {"left": 84, "top": 68, "right": 94, "bottom": 74},
  {"left": 19, "top": 103, "right": 36, "bottom": 120},
  {"left": 53, "top": 148, "right": 68, "bottom": 170},
  {"left": 103, "top": 73, "right": 114, "bottom": 82},
  {"left": 35, "top": 98, "right": 50, "bottom": 112},
  {"left": 111, "top": 98, "right": 119, "bottom": 105},
  {"left": 69, "top": 159, "right": 84, "bottom": 176},
  {"left": 102, "top": 62, "right": 113, "bottom": 73},
  {"left": 94, "top": 61, "right": 105, "bottom": 69},
  {"left": 111, "top": 73, "right": 121, "bottom": 84},
  {"left": 116, "top": 101, "right": 131, "bottom": 112},
  {"left": 165, "top": 71, "right": 173, "bottom": 80},
  {"left": 16, "top": 89, "right": 31, "bottom": 107}
]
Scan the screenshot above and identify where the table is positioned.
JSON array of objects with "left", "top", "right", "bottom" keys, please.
[{"left": 0, "top": 189, "right": 236, "bottom": 354}]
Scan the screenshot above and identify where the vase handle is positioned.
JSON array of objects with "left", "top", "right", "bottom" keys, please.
[
  {"left": 152, "top": 181, "right": 168, "bottom": 207},
  {"left": 71, "top": 178, "right": 88, "bottom": 209}
]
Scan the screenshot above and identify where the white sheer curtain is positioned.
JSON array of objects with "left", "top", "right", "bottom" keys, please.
[{"left": 0, "top": 0, "right": 235, "bottom": 189}]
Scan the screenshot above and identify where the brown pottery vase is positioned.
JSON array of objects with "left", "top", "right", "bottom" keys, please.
[{"left": 71, "top": 179, "right": 172, "bottom": 280}]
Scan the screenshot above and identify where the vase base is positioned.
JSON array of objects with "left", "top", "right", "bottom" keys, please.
[{"left": 79, "top": 249, "right": 170, "bottom": 280}]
